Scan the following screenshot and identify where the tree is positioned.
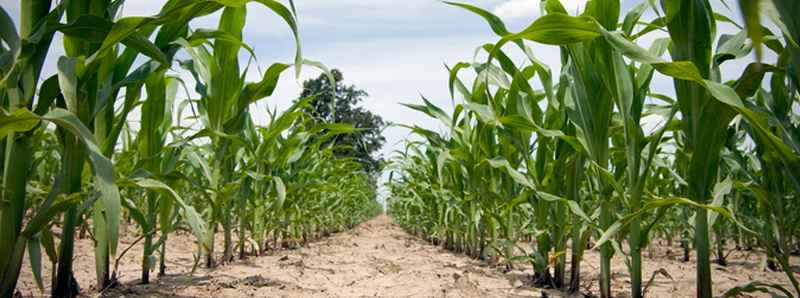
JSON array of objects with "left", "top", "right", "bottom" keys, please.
[{"left": 299, "top": 69, "right": 386, "bottom": 174}]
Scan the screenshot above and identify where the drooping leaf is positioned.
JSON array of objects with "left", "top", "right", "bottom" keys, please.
[
  {"left": 40, "top": 109, "right": 122, "bottom": 257},
  {"left": 132, "top": 178, "right": 208, "bottom": 248},
  {"left": 0, "top": 108, "right": 40, "bottom": 137}
]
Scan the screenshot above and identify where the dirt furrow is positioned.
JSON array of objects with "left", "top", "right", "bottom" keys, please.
[{"left": 17, "top": 215, "right": 796, "bottom": 297}]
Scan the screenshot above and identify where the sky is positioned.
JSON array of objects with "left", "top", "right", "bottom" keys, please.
[{"left": 2, "top": 0, "right": 757, "bottom": 196}]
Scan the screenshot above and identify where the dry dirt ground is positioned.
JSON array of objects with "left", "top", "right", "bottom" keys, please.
[{"left": 16, "top": 215, "right": 799, "bottom": 297}]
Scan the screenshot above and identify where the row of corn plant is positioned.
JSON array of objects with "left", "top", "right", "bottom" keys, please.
[
  {"left": 388, "top": 0, "right": 799, "bottom": 297},
  {"left": 0, "top": 0, "right": 382, "bottom": 297}
]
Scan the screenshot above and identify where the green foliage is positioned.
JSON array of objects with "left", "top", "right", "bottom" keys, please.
[
  {"left": 0, "top": 0, "right": 381, "bottom": 296},
  {"left": 388, "top": 1, "right": 800, "bottom": 298}
]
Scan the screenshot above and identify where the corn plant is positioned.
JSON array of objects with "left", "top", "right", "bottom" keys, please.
[
  {"left": 2, "top": 0, "right": 382, "bottom": 297},
  {"left": 389, "top": 1, "right": 800, "bottom": 297},
  {"left": 173, "top": 0, "right": 306, "bottom": 266}
]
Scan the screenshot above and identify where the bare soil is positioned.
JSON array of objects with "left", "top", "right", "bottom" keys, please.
[{"left": 16, "top": 215, "right": 799, "bottom": 297}]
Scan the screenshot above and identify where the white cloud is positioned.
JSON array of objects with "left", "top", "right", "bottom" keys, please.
[
  {"left": 492, "top": 0, "right": 541, "bottom": 19},
  {"left": 492, "top": 0, "right": 587, "bottom": 20}
]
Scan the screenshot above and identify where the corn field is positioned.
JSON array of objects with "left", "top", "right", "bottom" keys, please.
[
  {"left": 1, "top": 0, "right": 799, "bottom": 297},
  {"left": 387, "top": 1, "right": 800, "bottom": 297},
  {"left": 0, "top": 0, "right": 381, "bottom": 297}
]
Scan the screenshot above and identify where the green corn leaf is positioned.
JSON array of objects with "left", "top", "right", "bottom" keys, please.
[
  {"left": 251, "top": 0, "right": 302, "bottom": 77},
  {"left": 708, "top": 177, "right": 733, "bottom": 227},
  {"left": 187, "top": 151, "right": 215, "bottom": 187},
  {"left": 621, "top": 1, "right": 650, "bottom": 36},
  {"left": 274, "top": 176, "right": 286, "bottom": 210},
  {"left": 55, "top": 15, "right": 168, "bottom": 66},
  {"left": 210, "top": 0, "right": 248, "bottom": 7},
  {"left": 94, "top": 17, "right": 151, "bottom": 61},
  {"left": 240, "top": 63, "right": 291, "bottom": 104},
  {"left": 594, "top": 30, "right": 799, "bottom": 167},
  {"left": 26, "top": 236, "right": 43, "bottom": 291},
  {"left": 485, "top": 157, "right": 535, "bottom": 189},
  {"left": 713, "top": 13, "right": 742, "bottom": 29},
  {"left": 0, "top": 6, "right": 19, "bottom": 52},
  {"left": 56, "top": 56, "right": 80, "bottom": 112},
  {"left": 721, "top": 281, "right": 795, "bottom": 297},
  {"left": 132, "top": 178, "right": 208, "bottom": 249},
  {"left": 447, "top": 62, "right": 472, "bottom": 101},
  {"left": 537, "top": 191, "right": 592, "bottom": 223},
  {"left": 22, "top": 194, "right": 82, "bottom": 237},
  {"left": 120, "top": 196, "right": 149, "bottom": 232},
  {"left": 733, "top": 62, "right": 777, "bottom": 98},
  {"left": 498, "top": 115, "right": 583, "bottom": 152},
  {"left": 92, "top": 200, "right": 110, "bottom": 288},
  {"left": 436, "top": 149, "right": 451, "bottom": 183},
  {"left": 715, "top": 32, "right": 751, "bottom": 65},
  {"left": 55, "top": 15, "right": 114, "bottom": 42},
  {"left": 463, "top": 102, "right": 501, "bottom": 126},
  {"left": 738, "top": 0, "right": 763, "bottom": 61},
  {"left": 584, "top": 0, "right": 619, "bottom": 30},
  {"left": 543, "top": 0, "right": 567, "bottom": 14},
  {"left": 33, "top": 75, "right": 60, "bottom": 116},
  {"left": 504, "top": 14, "right": 602, "bottom": 45},
  {"left": 40, "top": 229, "right": 57, "bottom": 266},
  {"left": 479, "top": 63, "right": 511, "bottom": 89},
  {"left": 594, "top": 196, "right": 757, "bottom": 249},
  {"left": 0, "top": 108, "right": 40, "bottom": 137},
  {"left": 400, "top": 96, "right": 452, "bottom": 128},
  {"left": 443, "top": 2, "right": 510, "bottom": 36},
  {"left": 589, "top": 160, "right": 625, "bottom": 196},
  {"left": 187, "top": 28, "right": 257, "bottom": 57},
  {"left": 212, "top": 6, "right": 246, "bottom": 129},
  {"left": 119, "top": 31, "right": 169, "bottom": 66},
  {"left": 40, "top": 109, "right": 122, "bottom": 257}
]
